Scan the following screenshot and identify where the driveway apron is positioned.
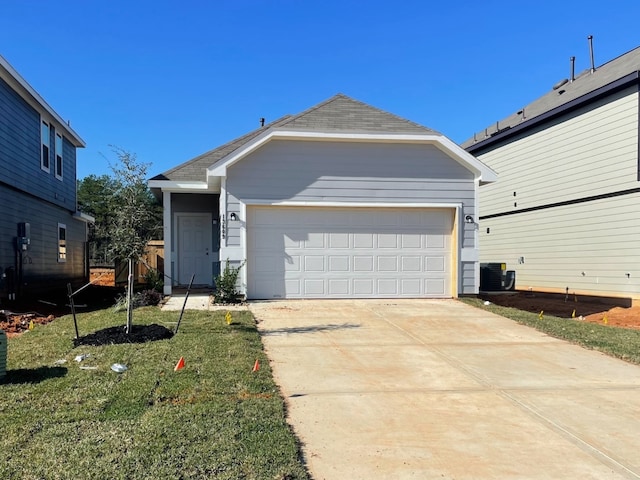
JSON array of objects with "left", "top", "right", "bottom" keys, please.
[{"left": 250, "top": 299, "right": 640, "bottom": 480}]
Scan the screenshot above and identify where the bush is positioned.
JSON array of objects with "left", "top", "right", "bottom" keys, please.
[
  {"left": 143, "top": 267, "right": 164, "bottom": 292},
  {"left": 214, "top": 259, "right": 245, "bottom": 304},
  {"left": 113, "top": 289, "right": 163, "bottom": 311}
]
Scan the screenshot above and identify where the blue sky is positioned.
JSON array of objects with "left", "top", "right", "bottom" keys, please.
[{"left": 2, "top": 0, "right": 640, "bottom": 179}]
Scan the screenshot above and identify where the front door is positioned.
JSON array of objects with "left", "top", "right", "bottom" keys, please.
[{"left": 177, "top": 213, "right": 213, "bottom": 285}]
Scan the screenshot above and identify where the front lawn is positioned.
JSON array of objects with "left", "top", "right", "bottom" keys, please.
[{"left": 0, "top": 307, "right": 309, "bottom": 480}]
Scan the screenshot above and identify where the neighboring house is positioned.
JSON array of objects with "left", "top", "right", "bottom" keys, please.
[
  {"left": 463, "top": 46, "right": 640, "bottom": 300},
  {"left": 0, "top": 54, "right": 91, "bottom": 300},
  {"left": 150, "top": 94, "right": 496, "bottom": 299}
]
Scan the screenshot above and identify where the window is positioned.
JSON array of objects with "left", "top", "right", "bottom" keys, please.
[
  {"left": 58, "top": 223, "right": 66, "bottom": 262},
  {"left": 55, "top": 132, "right": 63, "bottom": 180},
  {"left": 41, "top": 119, "right": 51, "bottom": 172}
]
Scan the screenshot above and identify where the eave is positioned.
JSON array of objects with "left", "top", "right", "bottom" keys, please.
[
  {"left": 0, "top": 55, "right": 86, "bottom": 148},
  {"left": 467, "top": 71, "right": 640, "bottom": 155}
]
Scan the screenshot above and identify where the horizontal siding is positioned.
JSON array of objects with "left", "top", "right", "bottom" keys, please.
[
  {"left": 479, "top": 193, "right": 640, "bottom": 296},
  {"left": 461, "top": 262, "right": 476, "bottom": 294},
  {"left": 478, "top": 87, "right": 639, "bottom": 216},
  {"left": 0, "top": 76, "right": 77, "bottom": 212},
  {"left": 227, "top": 140, "right": 475, "bottom": 203},
  {"left": 0, "top": 183, "right": 87, "bottom": 296},
  {"left": 225, "top": 139, "right": 478, "bottom": 293}
]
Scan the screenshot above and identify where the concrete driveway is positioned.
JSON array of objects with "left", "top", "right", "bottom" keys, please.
[{"left": 250, "top": 299, "right": 640, "bottom": 480}]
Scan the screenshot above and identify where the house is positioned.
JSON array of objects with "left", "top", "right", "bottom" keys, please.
[
  {"left": 0, "top": 54, "right": 91, "bottom": 300},
  {"left": 463, "top": 46, "right": 640, "bottom": 300},
  {"left": 150, "top": 94, "right": 496, "bottom": 299}
]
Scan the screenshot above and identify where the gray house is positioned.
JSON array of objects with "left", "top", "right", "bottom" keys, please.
[
  {"left": 0, "top": 54, "right": 91, "bottom": 300},
  {"left": 463, "top": 46, "right": 640, "bottom": 300},
  {"left": 150, "top": 94, "right": 496, "bottom": 299}
]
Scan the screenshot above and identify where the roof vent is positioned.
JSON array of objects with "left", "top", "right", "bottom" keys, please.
[
  {"left": 259, "top": 117, "right": 265, "bottom": 127},
  {"left": 570, "top": 56, "right": 576, "bottom": 82},
  {"left": 553, "top": 78, "right": 569, "bottom": 90},
  {"left": 588, "top": 35, "right": 596, "bottom": 73}
]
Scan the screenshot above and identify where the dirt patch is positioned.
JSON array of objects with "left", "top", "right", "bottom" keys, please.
[
  {"left": 0, "top": 311, "right": 57, "bottom": 337},
  {"left": 480, "top": 292, "right": 640, "bottom": 330},
  {"left": 73, "top": 324, "right": 174, "bottom": 347},
  {"left": 1, "top": 285, "right": 124, "bottom": 337}
]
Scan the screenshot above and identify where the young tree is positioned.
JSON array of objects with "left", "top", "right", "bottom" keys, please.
[{"left": 108, "top": 147, "right": 161, "bottom": 333}]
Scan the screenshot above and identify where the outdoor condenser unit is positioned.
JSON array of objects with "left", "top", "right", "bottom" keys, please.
[{"left": 480, "top": 263, "right": 516, "bottom": 292}]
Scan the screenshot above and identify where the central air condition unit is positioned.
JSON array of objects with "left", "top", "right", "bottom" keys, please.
[{"left": 480, "top": 263, "right": 516, "bottom": 291}]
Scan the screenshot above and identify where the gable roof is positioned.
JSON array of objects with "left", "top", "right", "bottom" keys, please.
[
  {"left": 463, "top": 46, "right": 640, "bottom": 153},
  {"left": 151, "top": 93, "right": 496, "bottom": 185},
  {"left": 0, "top": 54, "right": 85, "bottom": 148},
  {"left": 152, "top": 94, "right": 439, "bottom": 183}
]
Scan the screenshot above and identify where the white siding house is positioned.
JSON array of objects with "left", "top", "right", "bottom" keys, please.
[
  {"left": 463, "top": 47, "right": 640, "bottom": 300},
  {"left": 151, "top": 94, "right": 496, "bottom": 299}
]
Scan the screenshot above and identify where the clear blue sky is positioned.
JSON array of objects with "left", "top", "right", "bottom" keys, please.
[{"left": 2, "top": 0, "right": 640, "bottom": 179}]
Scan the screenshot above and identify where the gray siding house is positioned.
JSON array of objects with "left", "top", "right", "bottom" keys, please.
[
  {"left": 463, "top": 46, "right": 640, "bottom": 300},
  {"left": 150, "top": 94, "right": 496, "bottom": 299},
  {"left": 0, "top": 54, "right": 91, "bottom": 300}
]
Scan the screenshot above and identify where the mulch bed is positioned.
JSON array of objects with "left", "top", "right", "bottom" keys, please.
[{"left": 73, "top": 324, "right": 174, "bottom": 347}]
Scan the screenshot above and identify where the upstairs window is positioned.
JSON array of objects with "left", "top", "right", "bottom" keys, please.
[
  {"left": 41, "top": 120, "right": 51, "bottom": 172},
  {"left": 58, "top": 223, "right": 67, "bottom": 262},
  {"left": 55, "top": 132, "right": 63, "bottom": 180}
]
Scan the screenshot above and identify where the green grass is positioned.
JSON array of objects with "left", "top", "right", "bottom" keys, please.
[
  {"left": 462, "top": 298, "right": 640, "bottom": 365},
  {"left": 0, "top": 307, "right": 309, "bottom": 480}
]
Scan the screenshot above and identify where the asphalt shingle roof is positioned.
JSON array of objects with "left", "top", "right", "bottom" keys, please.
[
  {"left": 152, "top": 94, "right": 438, "bottom": 182},
  {"left": 462, "top": 46, "right": 640, "bottom": 150}
]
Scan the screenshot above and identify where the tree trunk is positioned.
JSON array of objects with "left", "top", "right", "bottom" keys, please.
[{"left": 126, "top": 258, "right": 134, "bottom": 334}]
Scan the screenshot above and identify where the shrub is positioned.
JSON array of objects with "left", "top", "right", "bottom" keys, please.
[
  {"left": 214, "top": 259, "right": 245, "bottom": 304},
  {"left": 143, "top": 267, "right": 164, "bottom": 292},
  {"left": 113, "top": 289, "right": 162, "bottom": 311}
]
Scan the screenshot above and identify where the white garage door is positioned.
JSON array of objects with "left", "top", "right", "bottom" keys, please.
[{"left": 247, "top": 206, "right": 453, "bottom": 299}]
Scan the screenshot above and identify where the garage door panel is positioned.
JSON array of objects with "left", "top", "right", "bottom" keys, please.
[
  {"left": 304, "top": 233, "right": 325, "bottom": 248},
  {"left": 353, "top": 278, "right": 374, "bottom": 295},
  {"left": 401, "top": 234, "right": 422, "bottom": 248},
  {"left": 401, "top": 256, "right": 422, "bottom": 272},
  {"left": 426, "top": 279, "right": 446, "bottom": 295},
  {"left": 427, "top": 234, "right": 446, "bottom": 248},
  {"left": 247, "top": 206, "right": 452, "bottom": 299},
  {"left": 329, "top": 279, "right": 349, "bottom": 295},
  {"left": 426, "top": 256, "right": 446, "bottom": 272},
  {"left": 354, "top": 256, "right": 374, "bottom": 272},
  {"left": 378, "top": 256, "right": 398, "bottom": 272},
  {"left": 329, "top": 256, "right": 350, "bottom": 272},
  {"left": 354, "top": 234, "right": 374, "bottom": 248},
  {"left": 402, "top": 278, "right": 422, "bottom": 295},
  {"left": 378, "top": 278, "right": 398, "bottom": 295},
  {"left": 284, "top": 255, "right": 301, "bottom": 272},
  {"left": 329, "top": 233, "right": 349, "bottom": 248},
  {"left": 285, "top": 279, "right": 300, "bottom": 295},
  {"left": 378, "top": 234, "right": 398, "bottom": 248},
  {"left": 304, "top": 279, "right": 325, "bottom": 295},
  {"left": 304, "top": 256, "right": 325, "bottom": 272}
]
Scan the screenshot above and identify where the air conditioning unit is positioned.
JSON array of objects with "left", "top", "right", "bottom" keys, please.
[{"left": 480, "top": 263, "right": 516, "bottom": 291}]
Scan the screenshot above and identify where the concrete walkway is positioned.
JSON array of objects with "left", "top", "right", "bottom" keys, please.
[
  {"left": 160, "top": 292, "right": 248, "bottom": 311},
  {"left": 250, "top": 299, "right": 640, "bottom": 480}
]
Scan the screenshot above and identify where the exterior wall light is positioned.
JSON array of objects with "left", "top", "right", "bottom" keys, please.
[
  {"left": 229, "top": 212, "right": 238, "bottom": 221},
  {"left": 465, "top": 215, "right": 474, "bottom": 224}
]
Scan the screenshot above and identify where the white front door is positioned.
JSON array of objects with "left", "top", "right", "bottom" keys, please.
[{"left": 177, "top": 213, "right": 213, "bottom": 285}]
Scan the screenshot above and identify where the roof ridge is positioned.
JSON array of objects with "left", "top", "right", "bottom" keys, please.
[
  {"left": 278, "top": 93, "right": 347, "bottom": 127},
  {"left": 279, "top": 93, "right": 437, "bottom": 133}
]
